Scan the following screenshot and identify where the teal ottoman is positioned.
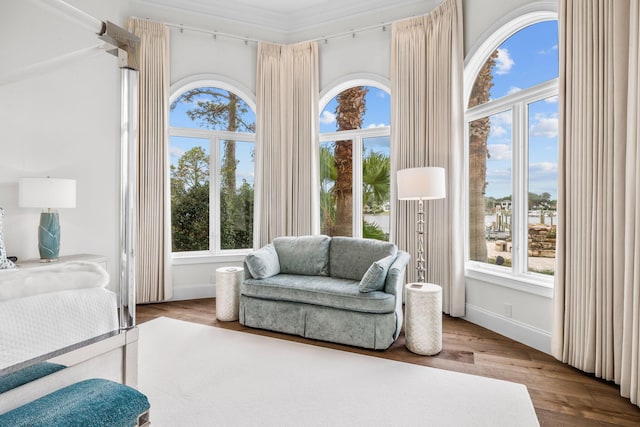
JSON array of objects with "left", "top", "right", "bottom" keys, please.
[{"left": 0, "top": 378, "right": 150, "bottom": 427}]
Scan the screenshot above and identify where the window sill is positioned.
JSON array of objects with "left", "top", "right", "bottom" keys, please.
[
  {"left": 171, "top": 251, "right": 250, "bottom": 266},
  {"left": 465, "top": 263, "right": 554, "bottom": 298}
]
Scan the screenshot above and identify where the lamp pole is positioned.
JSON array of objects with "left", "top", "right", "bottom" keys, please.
[{"left": 416, "top": 199, "right": 426, "bottom": 282}]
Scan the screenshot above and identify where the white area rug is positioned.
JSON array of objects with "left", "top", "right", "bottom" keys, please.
[{"left": 138, "top": 317, "right": 539, "bottom": 427}]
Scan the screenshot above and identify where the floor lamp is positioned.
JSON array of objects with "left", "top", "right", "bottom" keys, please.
[{"left": 397, "top": 167, "right": 446, "bottom": 283}]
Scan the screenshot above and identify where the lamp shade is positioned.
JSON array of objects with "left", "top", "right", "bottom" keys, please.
[
  {"left": 397, "top": 167, "right": 446, "bottom": 200},
  {"left": 18, "top": 178, "right": 77, "bottom": 209}
]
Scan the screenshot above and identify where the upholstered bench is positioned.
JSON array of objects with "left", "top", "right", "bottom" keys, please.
[{"left": 0, "top": 378, "right": 150, "bottom": 427}]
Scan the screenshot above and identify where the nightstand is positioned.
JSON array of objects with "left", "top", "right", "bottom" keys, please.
[{"left": 16, "top": 254, "right": 107, "bottom": 270}]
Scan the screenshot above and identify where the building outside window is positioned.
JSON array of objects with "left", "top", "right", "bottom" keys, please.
[
  {"left": 169, "top": 85, "right": 256, "bottom": 255},
  {"left": 466, "top": 19, "right": 559, "bottom": 278},
  {"left": 319, "top": 84, "right": 391, "bottom": 241}
]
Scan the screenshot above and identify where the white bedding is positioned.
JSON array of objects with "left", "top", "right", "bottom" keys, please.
[{"left": 0, "top": 262, "right": 119, "bottom": 371}]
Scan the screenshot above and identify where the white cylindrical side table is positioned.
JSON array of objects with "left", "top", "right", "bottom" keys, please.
[
  {"left": 215, "top": 266, "right": 244, "bottom": 321},
  {"left": 404, "top": 283, "right": 442, "bottom": 355}
]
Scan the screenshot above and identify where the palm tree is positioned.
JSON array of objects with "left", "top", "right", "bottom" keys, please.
[
  {"left": 334, "top": 86, "right": 368, "bottom": 236},
  {"left": 320, "top": 145, "right": 337, "bottom": 236},
  {"left": 362, "top": 150, "right": 390, "bottom": 213},
  {"left": 468, "top": 50, "right": 498, "bottom": 262}
]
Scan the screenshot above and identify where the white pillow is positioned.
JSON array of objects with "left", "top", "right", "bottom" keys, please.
[
  {"left": 0, "top": 261, "right": 109, "bottom": 301},
  {"left": 0, "top": 208, "right": 16, "bottom": 270}
]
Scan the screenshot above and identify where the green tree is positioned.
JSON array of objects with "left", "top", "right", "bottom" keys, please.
[
  {"left": 171, "top": 147, "right": 210, "bottom": 251},
  {"left": 362, "top": 150, "right": 390, "bottom": 214}
]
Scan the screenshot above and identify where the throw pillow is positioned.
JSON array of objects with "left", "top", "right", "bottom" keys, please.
[
  {"left": 245, "top": 243, "right": 280, "bottom": 279},
  {"left": 0, "top": 208, "right": 16, "bottom": 270},
  {"left": 359, "top": 255, "right": 395, "bottom": 293}
]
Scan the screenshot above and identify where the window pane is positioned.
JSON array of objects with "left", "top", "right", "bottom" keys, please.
[
  {"left": 320, "top": 86, "right": 389, "bottom": 133},
  {"left": 468, "top": 21, "right": 559, "bottom": 108},
  {"left": 320, "top": 140, "right": 353, "bottom": 237},
  {"left": 363, "top": 137, "right": 390, "bottom": 241},
  {"left": 220, "top": 140, "right": 254, "bottom": 250},
  {"left": 170, "top": 87, "right": 256, "bottom": 132},
  {"left": 170, "top": 136, "right": 210, "bottom": 252},
  {"left": 528, "top": 97, "right": 558, "bottom": 275},
  {"left": 469, "top": 111, "right": 513, "bottom": 268}
]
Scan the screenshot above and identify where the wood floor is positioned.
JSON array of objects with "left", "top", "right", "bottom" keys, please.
[{"left": 137, "top": 298, "right": 640, "bottom": 426}]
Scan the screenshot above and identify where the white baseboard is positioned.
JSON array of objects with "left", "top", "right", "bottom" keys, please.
[
  {"left": 169, "top": 284, "right": 216, "bottom": 301},
  {"left": 463, "top": 304, "right": 551, "bottom": 355}
]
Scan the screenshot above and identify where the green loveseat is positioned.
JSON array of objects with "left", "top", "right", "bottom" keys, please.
[{"left": 240, "top": 235, "right": 410, "bottom": 350}]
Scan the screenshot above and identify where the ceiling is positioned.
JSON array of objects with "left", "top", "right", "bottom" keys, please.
[{"left": 140, "top": 0, "right": 437, "bottom": 37}]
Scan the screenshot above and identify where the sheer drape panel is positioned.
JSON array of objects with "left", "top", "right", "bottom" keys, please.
[
  {"left": 255, "top": 42, "right": 319, "bottom": 246},
  {"left": 390, "top": 0, "right": 465, "bottom": 316},
  {"left": 553, "top": 0, "right": 640, "bottom": 406},
  {"left": 127, "top": 19, "right": 172, "bottom": 303}
]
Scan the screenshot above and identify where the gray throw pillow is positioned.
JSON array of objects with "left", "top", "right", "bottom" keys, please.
[
  {"left": 273, "top": 235, "right": 331, "bottom": 276},
  {"left": 0, "top": 208, "right": 16, "bottom": 270},
  {"left": 245, "top": 244, "right": 280, "bottom": 279},
  {"left": 359, "top": 255, "right": 395, "bottom": 293}
]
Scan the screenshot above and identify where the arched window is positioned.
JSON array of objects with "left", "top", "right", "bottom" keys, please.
[
  {"left": 319, "top": 81, "right": 391, "bottom": 241},
  {"left": 466, "top": 17, "right": 558, "bottom": 279},
  {"left": 169, "top": 79, "right": 256, "bottom": 255}
]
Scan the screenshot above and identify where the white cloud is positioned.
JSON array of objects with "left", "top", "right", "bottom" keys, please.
[
  {"left": 530, "top": 113, "right": 558, "bottom": 138},
  {"left": 544, "top": 96, "right": 558, "bottom": 104},
  {"left": 366, "top": 123, "right": 388, "bottom": 128},
  {"left": 537, "top": 44, "right": 559, "bottom": 55},
  {"left": 529, "top": 162, "right": 558, "bottom": 176},
  {"left": 489, "top": 111, "right": 512, "bottom": 138},
  {"left": 320, "top": 110, "right": 336, "bottom": 125},
  {"left": 507, "top": 86, "right": 522, "bottom": 95},
  {"left": 170, "top": 146, "right": 185, "bottom": 158},
  {"left": 488, "top": 143, "right": 512, "bottom": 161},
  {"left": 495, "top": 48, "right": 515, "bottom": 75}
]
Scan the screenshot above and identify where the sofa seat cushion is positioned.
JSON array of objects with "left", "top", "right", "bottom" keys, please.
[
  {"left": 242, "top": 274, "right": 395, "bottom": 314},
  {"left": 329, "top": 237, "right": 397, "bottom": 281}
]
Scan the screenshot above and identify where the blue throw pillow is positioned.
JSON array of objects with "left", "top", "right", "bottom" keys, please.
[
  {"left": 359, "top": 255, "right": 396, "bottom": 293},
  {"left": 245, "top": 243, "right": 280, "bottom": 279}
]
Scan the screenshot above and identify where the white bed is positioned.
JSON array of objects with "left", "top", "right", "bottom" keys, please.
[{"left": 0, "top": 261, "right": 138, "bottom": 415}]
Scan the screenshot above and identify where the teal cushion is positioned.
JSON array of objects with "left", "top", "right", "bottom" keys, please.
[
  {"left": 273, "top": 235, "right": 331, "bottom": 276},
  {"left": 245, "top": 244, "right": 280, "bottom": 279},
  {"left": 359, "top": 255, "right": 396, "bottom": 292},
  {"left": 329, "top": 237, "right": 397, "bottom": 280},
  {"left": 0, "top": 362, "right": 66, "bottom": 394}
]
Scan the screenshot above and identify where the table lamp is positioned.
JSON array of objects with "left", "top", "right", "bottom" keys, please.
[
  {"left": 397, "top": 167, "right": 446, "bottom": 282},
  {"left": 18, "top": 177, "right": 77, "bottom": 262}
]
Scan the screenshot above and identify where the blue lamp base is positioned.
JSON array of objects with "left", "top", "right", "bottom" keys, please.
[{"left": 38, "top": 211, "right": 60, "bottom": 262}]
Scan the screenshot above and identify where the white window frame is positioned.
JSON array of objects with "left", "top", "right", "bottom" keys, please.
[
  {"left": 463, "top": 8, "right": 558, "bottom": 293},
  {"left": 319, "top": 127, "right": 391, "bottom": 237},
  {"left": 169, "top": 76, "right": 257, "bottom": 263},
  {"left": 318, "top": 75, "right": 391, "bottom": 238}
]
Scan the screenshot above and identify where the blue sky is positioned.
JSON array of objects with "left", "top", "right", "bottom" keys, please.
[{"left": 484, "top": 20, "right": 559, "bottom": 200}]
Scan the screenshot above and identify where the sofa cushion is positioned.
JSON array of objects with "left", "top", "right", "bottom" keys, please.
[
  {"left": 273, "top": 235, "right": 330, "bottom": 276},
  {"left": 242, "top": 274, "right": 395, "bottom": 314},
  {"left": 359, "top": 255, "right": 396, "bottom": 293},
  {"left": 245, "top": 243, "right": 280, "bottom": 279},
  {"left": 329, "top": 237, "right": 397, "bottom": 280}
]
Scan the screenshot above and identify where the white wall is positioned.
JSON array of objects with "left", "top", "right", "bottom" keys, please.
[
  {"left": 0, "top": 0, "right": 554, "bottom": 352},
  {"left": 0, "top": 0, "right": 125, "bottom": 290}
]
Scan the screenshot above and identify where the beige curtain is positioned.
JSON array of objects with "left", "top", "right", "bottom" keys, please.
[
  {"left": 553, "top": 0, "right": 640, "bottom": 406},
  {"left": 127, "top": 19, "right": 172, "bottom": 303},
  {"left": 390, "top": 0, "right": 465, "bottom": 316},
  {"left": 255, "top": 42, "right": 319, "bottom": 245}
]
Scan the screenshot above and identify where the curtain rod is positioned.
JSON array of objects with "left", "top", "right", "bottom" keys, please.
[{"left": 131, "top": 16, "right": 399, "bottom": 45}]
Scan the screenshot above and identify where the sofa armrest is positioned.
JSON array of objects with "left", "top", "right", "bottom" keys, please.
[
  {"left": 243, "top": 261, "right": 254, "bottom": 280},
  {"left": 383, "top": 251, "right": 410, "bottom": 296}
]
